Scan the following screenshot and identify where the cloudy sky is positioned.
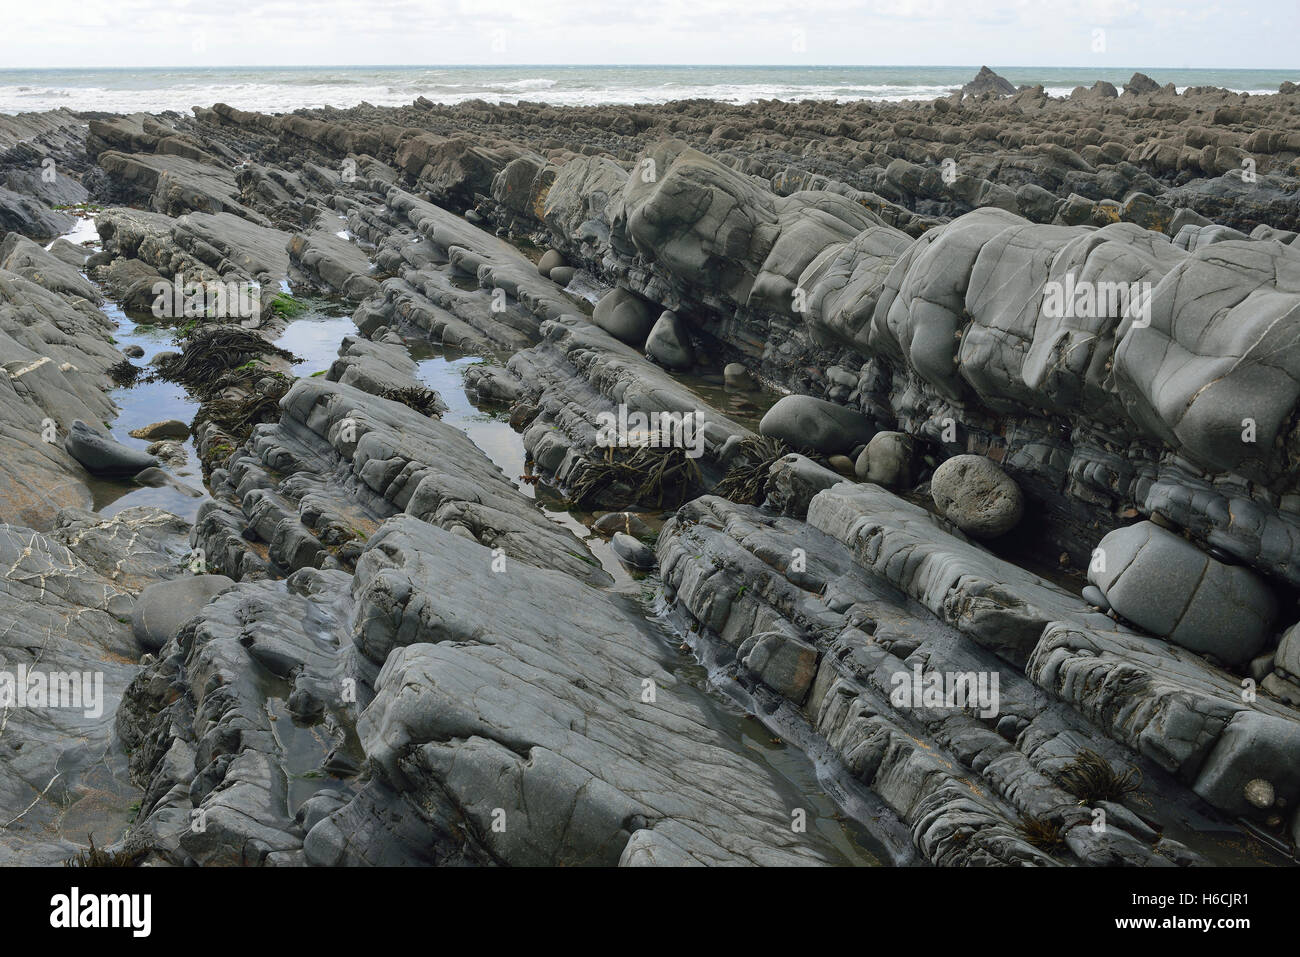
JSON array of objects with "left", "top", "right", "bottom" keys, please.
[{"left": 7, "top": 0, "right": 1296, "bottom": 70}]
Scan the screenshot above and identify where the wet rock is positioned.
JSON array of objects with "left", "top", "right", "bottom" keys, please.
[
  {"left": 0, "top": 508, "right": 190, "bottom": 863},
  {"left": 1193, "top": 712, "right": 1300, "bottom": 818},
  {"left": 64, "top": 420, "right": 158, "bottom": 475},
  {"left": 132, "top": 466, "right": 202, "bottom": 498},
  {"left": 0, "top": 233, "right": 101, "bottom": 304},
  {"left": 765, "top": 453, "right": 842, "bottom": 517},
  {"left": 930, "top": 454, "right": 1023, "bottom": 538},
  {"left": 610, "top": 531, "right": 656, "bottom": 569},
  {"left": 593, "top": 512, "right": 653, "bottom": 539},
  {"left": 738, "top": 631, "right": 818, "bottom": 703},
  {"left": 759, "top": 394, "right": 873, "bottom": 455},
  {"left": 129, "top": 419, "right": 190, "bottom": 441},
  {"left": 657, "top": 495, "right": 1220, "bottom": 865},
  {"left": 146, "top": 440, "right": 187, "bottom": 467},
  {"left": 723, "top": 363, "right": 757, "bottom": 389}
]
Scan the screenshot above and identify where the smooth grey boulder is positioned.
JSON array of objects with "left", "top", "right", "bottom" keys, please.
[
  {"left": 1081, "top": 584, "right": 1110, "bottom": 611},
  {"left": 759, "top": 395, "right": 873, "bottom": 455},
  {"left": 591, "top": 287, "right": 656, "bottom": 344},
  {"left": 131, "top": 574, "right": 235, "bottom": 651},
  {"left": 644, "top": 310, "right": 695, "bottom": 369},
  {"left": 929, "top": 454, "right": 1023, "bottom": 538},
  {"left": 547, "top": 265, "right": 576, "bottom": 286},
  {"left": 65, "top": 420, "right": 159, "bottom": 475},
  {"left": 536, "top": 249, "right": 565, "bottom": 277},
  {"left": 723, "top": 362, "right": 757, "bottom": 389},
  {"left": 1088, "top": 521, "right": 1278, "bottom": 666},
  {"left": 610, "top": 531, "right": 656, "bottom": 569},
  {"left": 854, "top": 431, "right": 915, "bottom": 487}
]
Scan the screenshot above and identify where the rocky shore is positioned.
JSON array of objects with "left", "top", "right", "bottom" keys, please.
[{"left": 2, "top": 69, "right": 1300, "bottom": 866}]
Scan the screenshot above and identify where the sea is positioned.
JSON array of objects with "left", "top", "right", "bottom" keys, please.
[{"left": 1, "top": 65, "right": 1297, "bottom": 116}]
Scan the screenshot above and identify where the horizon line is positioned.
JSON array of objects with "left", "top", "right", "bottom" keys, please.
[{"left": 3, "top": 63, "right": 1297, "bottom": 73}]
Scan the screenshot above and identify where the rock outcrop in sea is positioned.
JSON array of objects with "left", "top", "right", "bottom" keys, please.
[{"left": 2, "top": 72, "right": 1300, "bottom": 866}]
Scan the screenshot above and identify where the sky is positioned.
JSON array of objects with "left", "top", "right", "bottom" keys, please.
[{"left": 4, "top": 0, "right": 1296, "bottom": 70}]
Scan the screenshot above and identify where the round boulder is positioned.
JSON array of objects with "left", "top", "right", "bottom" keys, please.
[
  {"left": 536, "top": 249, "right": 565, "bottom": 277},
  {"left": 724, "top": 363, "right": 758, "bottom": 390},
  {"left": 132, "top": 574, "right": 236, "bottom": 651},
  {"left": 854, "top": 431, "right": 915, "bottom": 488},
  {"left": 930, "top": 454, "right": 1023, "bottom": 538},
  {"left": 592, "top": 287, "right": 655, "bottom": 345},
  {"left": 759, "top": 395, "right": 874, "bottom": 456},
  {"left": 1088, "top": 521, "right": 1278, "bottom": 666},
  {"left": 644, "top": 310, "right": 695, "bottom": 370},
  {"left": 610, "top": 532, "right": 656, "bottom": 570},
  {"left": 547, "top": 265, "right": 576, "bottom": 287}
]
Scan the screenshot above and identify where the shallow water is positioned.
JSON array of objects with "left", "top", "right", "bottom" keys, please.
[{"left": 51, "top": 206, "right": 902, "bottom": 865}]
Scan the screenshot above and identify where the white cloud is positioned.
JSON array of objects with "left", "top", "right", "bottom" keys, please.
[{"left": 1, "top": 0, "right": 1294, "bottom": 67}]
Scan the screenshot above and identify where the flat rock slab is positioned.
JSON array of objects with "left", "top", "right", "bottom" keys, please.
[{"left": 315, "top": 515, "right": 840, "bottom": 866}]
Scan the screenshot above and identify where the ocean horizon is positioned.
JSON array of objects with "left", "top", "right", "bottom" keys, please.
[{"left": 3, "top": 64, "right": 1297, "bottom": 115}]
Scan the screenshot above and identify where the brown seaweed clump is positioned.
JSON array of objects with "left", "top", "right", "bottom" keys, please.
[
  {"left": 1056, "top": 749, "right": 1142, "bottom": 804},
  {"left": 155, "top": 326, "right": 300, "bottom": 399},
  {"left": 379, "top": 385, "right": 445, "bottom": 418},
  {"left": 567, "top": 445, "right": 703, "bottom": 510},
  {"left": 64, "top": 834, "right": 146, "bottom": 868},
  {"left": 713, "top": 435, "right": 790, "bottom": 505}
]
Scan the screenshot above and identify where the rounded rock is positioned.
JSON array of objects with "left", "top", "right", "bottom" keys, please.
[
  {"left": 64, "top": 420, "right": 159, "bottom": 476},
  {"left": 724, "top": 363, "right": 758, "bottom": 390},
  {"left": 129, "top": 419, "right": 190, "bottom": 441},
  {"left": 644, "top": 310, "right": 695, "bottom": 370},
  {"left": 759, "top": 395, "right": 874, "bottom": 456},
  {"left": 854, "top": 431, "right": 915, "bottom": 488},
  {"left": 536, "top": 249, "right": 565, "bottom": 277},
  {"left": 610, "top": 532, "right": 656, "bottom": 569},
  {"left": 547, "top": 265, "right": 576, "bottom": 287},
  {"left": 930, "top": 454, "right": 1024, "bottom": 538},
  {"left": 132, "top": 574, "right": 236, "bottom": 651},
  {"left": 592, "top": 287, "right": 655, "bottom": 344}
]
